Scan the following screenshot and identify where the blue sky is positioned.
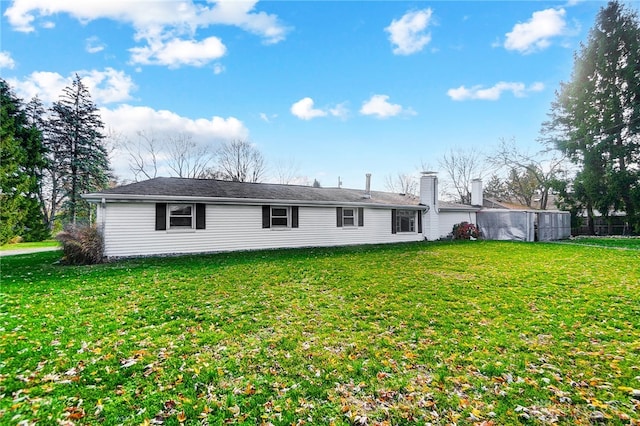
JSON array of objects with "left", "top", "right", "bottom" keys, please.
[{"left": 0, "top": 0, "right": 620, "bottom": 191}]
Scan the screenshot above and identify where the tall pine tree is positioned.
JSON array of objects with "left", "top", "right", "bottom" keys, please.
[
  {"left": 0, "top": 79, "right": 48, "bottom": 243},
  {"left": 47, "top": 75, "right": 110, "bottom": 225},
  {"left": 24, "top": 95, "right": 51, "bottom": 236},
  {"left": 543, "top": 1, "right": 640, "bottom": 233}
]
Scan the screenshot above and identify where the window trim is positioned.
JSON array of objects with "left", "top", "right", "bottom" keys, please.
[
  {"left": 262, "top": 205, "right": 299, "bottom": 229},
  {"left": 395, "top": 209, "right": 417, "bottom": 233},
  {"left": 155, "top": 203, "right": 206, "bottom": 231},
  {"left": 270, "top": 206, "right": 290, "bottom": 228},
  {"left": 342, "top": 208, "right": 356, "bottom": 227},
  {"left": 168, "top": 203, "right": 195, "bottom": 230},
  {"left": 337, "top": 207, "right": 364, "bottom": 228}
]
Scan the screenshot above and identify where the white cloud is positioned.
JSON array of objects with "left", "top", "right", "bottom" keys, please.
[
  {"left": 259, "top": 112, "right": 277, "bottom": 123},
  {"left": 329, "top": 102, "right": 349, "bottom": 120},
  {"left": 213, "top": 63, "right": 225, "bottom": 75},
  {"left": 0, "top": 51, "right": 16, "bottom": 69},
  {"left": 8, "top": 68, "right": 136, "bottom": 104},
  {"left": 385, "top": 8, "right": 433, "bottom": 55},
  {"left": 102, "top": 104, "right": 249, "bottom": 179},
  {"left": 129, "top": 36, "right": 226, "bottom": 68},
  {"left": 85, "top": 36, "right": 105, "bottom": 53},
  {"left": 4, "top": 0, "right": 289, "bottom": 67},
  {"left": 199, "top": 1, "right": 289, "bottom": 45},
  {"left": 81, "top": 68, "right": 137, "bottom": 104},
  {"left": 102, "top": 104, "right": 248, "bottom": 141},
  {"left": 447, "top": 81, "right": 545, "bottom": 101},
  {"left": 359, "top": 94, "right": 414, "bottom": 119},
  {"left": 8, "top": 72, "right": 70, "bottom": 103},
  {"left": 504, "top": 8, "right": 567, "bottom": 54},
  {"left": 290, "top": 97, "right": 328, "bottom": 120}
]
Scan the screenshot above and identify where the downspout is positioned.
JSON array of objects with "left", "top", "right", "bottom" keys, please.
[
  {"left": 100, "top": 198, "right": 106, "bottom": 232},
  {"left": 100, "top": 197, "right": 107, "bottom": 258}
]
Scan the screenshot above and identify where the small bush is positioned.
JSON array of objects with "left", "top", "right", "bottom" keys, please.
[
  {"left": 8, "top": 236, "right": 24, "bottom": 244},
  {"left": 452, "top": 221, "right": 481, "bottom": 240},
  {"left": 56, "top": 224, "right": 104, "bottom": 265}
]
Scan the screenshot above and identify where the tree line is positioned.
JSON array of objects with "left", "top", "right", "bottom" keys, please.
[
  {"left": 389, "top": 1, "right": 640, "bottom": 234},
  {"left": 1, "top": 75, "right": 109, "bottom": 244},
  {"left": 1, "top": 76, "right": 272, "bottom": 245},
  {"left": 2, "top": 1, "right": 639, "bottom": 244}
]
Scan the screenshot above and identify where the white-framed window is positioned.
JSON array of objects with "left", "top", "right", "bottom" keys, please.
[
  {"left": 169, "top": 203, "right": 194, "bottom": 229},
  {"left": 262, "top": 205, "right": 299, "bottom": 229},
  {"left": 342, "top": 208, "right": 356, "bottom": 227},
  {"left": 155, "top": 203, "right": 205, "bottom": 231},
  {"left": 396, "top": 209, "right": 415, "bottom": 233},
  {"left": 336, "top": 207, "right": 364, "bottom": 228},
  {"left": 271, "top": 206, "right": 289, "bottom": 227}
]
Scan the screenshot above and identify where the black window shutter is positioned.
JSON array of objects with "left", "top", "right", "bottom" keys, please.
[
  {"left": 336, "top": 207, "right": 343, "bottom": 227},
  {"left": 358, "top": 207, "right": 364, "bottom": 227},
  {"left": 417, "top": 210, "right": 423, "bottom": 233},
  {"left": 291, "top": 206, "right": 299, "bottom": 228},
  {"left": 196, "top": 203, "right": 206, "bottom": 229},
  {"left": 262, "top": 205, "right": 271, "bottom": 228},
  {"left": 391, "top": 209, "right": 397, "bottom": 234},
  {"left": 155, "top": 203, "right": 167, "bottom": 231}
]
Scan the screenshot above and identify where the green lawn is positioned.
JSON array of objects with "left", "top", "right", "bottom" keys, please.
[
  {"left": 562, "top": 237, "right": 640, "bottom": 250},
  {"left": 1, "top": 241, "right": 639, "bottom": 425},
  {"left": 0, "top": 240, "right": 60, "bottom": 251}
]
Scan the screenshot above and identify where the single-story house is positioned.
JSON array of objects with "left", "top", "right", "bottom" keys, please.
[
  {"left": 83, "top": 172, "right": 571, "bottom": 258},
  {"left": 82, "top": 173, "right": 479, "bottom": 258}
]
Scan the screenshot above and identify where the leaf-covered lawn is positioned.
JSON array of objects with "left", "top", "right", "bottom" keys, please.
[{"left": 1, "top": 241, "right": 639, "bottom": 425}]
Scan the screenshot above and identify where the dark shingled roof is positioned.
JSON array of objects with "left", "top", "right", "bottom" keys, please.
[{"left": 84, "top": 177, "right": 424, "bottom": 207}]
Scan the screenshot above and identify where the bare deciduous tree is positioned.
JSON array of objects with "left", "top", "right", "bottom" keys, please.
[
  {"left": 273, "top": 158, "right": 301, "bottom": 184},
  {"left": 120, "top": 130, "right": 162, "bottom": 181},
  {"left": 216, "top": 139, "right": 266, "bottom": 183},
  {"left": 166, "top": 133, "right": 214, "bottom": 179},
  {"left": 120, "top": 130, "right": 215, "bottom": 180},
  {"left": 488, "top": 138, "right": 568, "bottom": 209},
  {"left": 385, "top": 173, "right": 418, "bottom": 196},
  {"left": 439, "top": 147, "right": 486, "bottom": 204}
]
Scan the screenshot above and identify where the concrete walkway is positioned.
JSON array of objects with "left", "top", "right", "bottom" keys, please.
[{"left": 0, "top": 246, "right": 62, "bottom": 257}]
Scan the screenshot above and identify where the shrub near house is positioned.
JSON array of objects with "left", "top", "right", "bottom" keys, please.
[{"left": 452, "top": 221, "right": 481, "bottom": 240}]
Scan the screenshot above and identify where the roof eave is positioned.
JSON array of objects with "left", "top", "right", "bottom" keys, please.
[
  {"left": 82, "top": 193, "right": 426, "bottom": 210},
  {"left": 440, "top": 207, "right": 481, "bottom": 212}
]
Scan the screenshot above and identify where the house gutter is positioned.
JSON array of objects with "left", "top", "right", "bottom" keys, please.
[
  {"left": 81, "top": 193, "right": 429, "bottom": 211},
  {"left": 440, "top": 206, "right": 482, "bottom": 213}
]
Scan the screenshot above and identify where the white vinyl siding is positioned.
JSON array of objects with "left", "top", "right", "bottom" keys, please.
[
  {"left": 101, "top": 203, "right": 423, "bottom": 258},
  {"left": 438, "top": 211, "right": 477, "bottom": 240}
]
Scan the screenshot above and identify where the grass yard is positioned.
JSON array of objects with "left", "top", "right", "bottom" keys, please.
[
  {"left": 0, "top": 240, "right": 60, "bottom": 251},
  {"left": 561, "top": 237, "right": 640, "bottom": 250},
  {"left": 1, "top": 241, "right": 639, "bottom": 425}
]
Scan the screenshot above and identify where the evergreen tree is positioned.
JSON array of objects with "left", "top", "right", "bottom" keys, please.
[
  {"left": 21, "top": 95, "right": 49, "bottom": 240},
  {"left": 505, "top": 166, "right": 540, "bottom": 208},
  {"left": 543, "top": 1, "right": 640, "bottom": 233},
  {"left": 0, "top": 80, "right": 48, "bottom": 243},
  {"left": 47, "top": 75, "right": 110, "bottom": 225}
]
